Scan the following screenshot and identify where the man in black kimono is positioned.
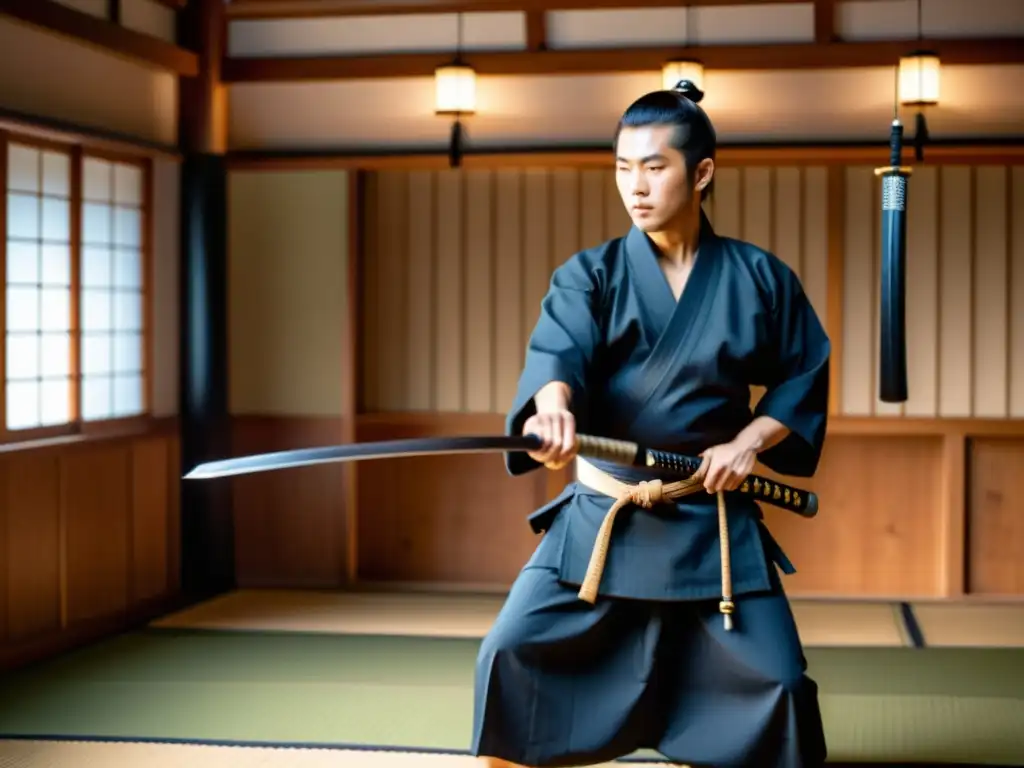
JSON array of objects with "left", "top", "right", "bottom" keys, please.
[{"left": 470, "top": 81, "right": 831, "bottom": 768}]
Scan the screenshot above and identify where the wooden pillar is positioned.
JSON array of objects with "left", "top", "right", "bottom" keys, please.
[{"left": 177, "top": 0, "right": 233, "bottom": 599}]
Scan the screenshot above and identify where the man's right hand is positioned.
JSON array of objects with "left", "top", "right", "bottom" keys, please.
[{"left": 523, "top": 409, "right": 578, "bottom": 470}]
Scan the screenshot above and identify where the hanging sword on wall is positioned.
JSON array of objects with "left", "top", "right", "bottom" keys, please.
[
  {"left": 875, "top": 72, "right": 912, "bottom": 403},
  {"left": 183, "top": 432, "right": 819, "bottom": 518}
]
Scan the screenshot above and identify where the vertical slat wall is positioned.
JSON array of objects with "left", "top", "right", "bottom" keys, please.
[
  {"left": 360, "top": 166, "right": 831, "bottom": 413},
  {"left": 361, "top": 164, "right": 1023, "bottom": 419},
  {"left": 352, "top": 160, "right": 1024, "bottom": 595}
]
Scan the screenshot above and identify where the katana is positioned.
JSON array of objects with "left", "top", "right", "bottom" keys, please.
[
  {"left": 875, "top": 82, "right": 912, "bottom": 403},
  {"left": 183, "top": 432, "right": 818, "bottom": 518}
]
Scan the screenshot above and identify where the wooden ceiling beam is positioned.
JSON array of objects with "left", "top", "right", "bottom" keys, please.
[
  {"left": 0, "top": 0, "right": 199, "bottom": 75},
  {"left": 223, "top": 37, "right": 1023, "bottom": 82},
  {"left": 524, "top": 10, "right": 545, "bottom": 51},
  {"left": 814, "top": 0, "right": 836, "bottom": 44},
  {"left": 225, "top": 142, "right": 1024, "bottom": 172},
  {"left": 225, "top": 0, "right": 807, "bottom": 20}
]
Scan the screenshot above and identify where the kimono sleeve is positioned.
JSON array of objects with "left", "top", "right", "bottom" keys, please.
[
  {"left": 753, "top": 264, "right": 831, "bottom": 477},
  {"left": 505, "top": 256, "right": 603, "bottom": 476}
]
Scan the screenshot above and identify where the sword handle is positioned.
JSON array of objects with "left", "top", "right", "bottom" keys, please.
[
  {"left": 645, "top": 448, "right": 818, "bottom": 517},
  {"left": 574, "top": 434, "right": 641, "bottom": 465},
  {"left": 529, "top": 432, "right": 819, "bottom": 518}
]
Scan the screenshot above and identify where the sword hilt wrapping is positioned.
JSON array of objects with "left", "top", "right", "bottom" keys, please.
[
  {"left": 574, "top": 434, "right": 641, "bottom": 465},
  {"left": 644, "top": 449, "right": 818, "bottom": 517}
]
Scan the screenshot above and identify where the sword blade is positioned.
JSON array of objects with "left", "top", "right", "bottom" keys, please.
[
  {"left": 183, "top": 432, "right": 819, "bottom": 517},
  {"left": 183, "top": 435, "right": 542, "bottom": 479}
]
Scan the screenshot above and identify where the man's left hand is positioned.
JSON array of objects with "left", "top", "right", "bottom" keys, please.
[{"left": 699, "top": 440, "right": 757, "bottom": 493}]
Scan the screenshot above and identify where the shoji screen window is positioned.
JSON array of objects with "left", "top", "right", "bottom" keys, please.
[
  {"left": 80, "top": 156, "right": 145, "bottom": 422},
  {"left": 5, "top": 142, "right": 73, "bottom": 432}
]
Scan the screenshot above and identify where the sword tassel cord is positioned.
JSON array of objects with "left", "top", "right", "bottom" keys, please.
[{"left": 575, "top": 464, "right": 734, "bottom": 631}]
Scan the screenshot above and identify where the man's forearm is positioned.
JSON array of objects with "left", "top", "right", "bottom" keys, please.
[
  {"left": 733, "top": 415, "right": 790, "bottom": 454},
  {"left": 534, "top": 381, "right": 572, "bottom": 414}
]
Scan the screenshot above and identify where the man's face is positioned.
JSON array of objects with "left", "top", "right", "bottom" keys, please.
[{"left": 614, "top": 125, "right": 696, "bottom": 232}]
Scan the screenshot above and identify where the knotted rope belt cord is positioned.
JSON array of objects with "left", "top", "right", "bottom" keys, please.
[{"left": 574, "top": 456, "right": 735, "bottom": 630}]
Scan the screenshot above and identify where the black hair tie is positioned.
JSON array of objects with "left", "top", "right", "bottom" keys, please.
[{"left": 671, "top": 79, "right": 705, "bottom": 104}]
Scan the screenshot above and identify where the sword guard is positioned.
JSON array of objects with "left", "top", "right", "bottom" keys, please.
[{"left": 873, "top": 166, "right": 914, "bottom": 176}]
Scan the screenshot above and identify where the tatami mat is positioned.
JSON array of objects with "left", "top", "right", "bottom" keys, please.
[
  {"left": 0, "top": 740, "right": 667, "bottom": 768},
  {"left": 792, "top": 601, "right": 908, "bottom": 647},
  {"left": 151, "top": 590, "right": 501, "bottom": 638},
  {"left": 152, "top": 589, "right": 911, "bottom": 647},
  {"left": 913, "top": 602, "right": 1024, "bottom": 647},
  {"left": 4, "top": 619, "right": 1023, "bottom": 765},
  {"left": 154, "top": 589, "right": 1024, "bottom": 648}
]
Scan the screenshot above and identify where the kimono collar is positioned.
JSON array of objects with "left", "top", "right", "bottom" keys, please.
[
  {"left": 623, "top": 208, "right": 720, "bottom": 333},
  {"left": 623, "top": 208, "right": 717, "bottom": 260}
]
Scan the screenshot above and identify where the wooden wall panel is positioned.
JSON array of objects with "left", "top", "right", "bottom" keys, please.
[
  {"left": 760, "top": 435, "right": 945, "bottom": 598},
  {"left": 231, "top": 417, "right": 349, "bottom": 588},
  {"left": 3, "top": 455, "right": 62, "bottom": 641},
  {"left": 132, "top": 437, "right": 172, "bottom": 603},
  {"left": 63, "top": 447, "right": 132, "bottom": 625},
  {"left": 967, "top": 438, "right": 1024, "bottom": 596},
  {"left": 352, "top": 412, "right": 959, "bottom": 595},
  {"left": 0, "top": 422, "right": 179, "bottom": 671},
  {"left": 356, "top": 414, "right": 547, "bottom": 585}
]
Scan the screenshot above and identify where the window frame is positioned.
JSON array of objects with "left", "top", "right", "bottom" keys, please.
[{"left": 0, "top": 128, "right": 154, "bottom": 446}]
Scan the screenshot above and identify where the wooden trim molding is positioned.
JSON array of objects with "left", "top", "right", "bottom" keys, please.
[
  {"left": 814, "top": 0, "right": 836, "bottom": 44},
  {"left": 0, "top": 107, "right": 181, "bottom": 161},
  {"left": 525, "top": 10, "right": 546, "bottom": 51},
  {"left": 342, "top": 171, "right": 362, "bottom": 584},
  {"left": 226, "top": 142, "right": 1024, "bottom": 172},
  {"left": 0, "top": 0, "right": 199, "bottom": 76},
  {"left": 0, "top": 130, "right": 6, "bottom": 439},
  {"left": 355, "top": 411, "right": 1024, "bottom": 439},
  {"left": 226, "top": 0, "right": 811, "bottom": 19},
  {"left": 0, "top": 417, "right": 179, "bottom": 459},
  {"left": 222, "top": 38, "right": 1023, "bottom": 82}
]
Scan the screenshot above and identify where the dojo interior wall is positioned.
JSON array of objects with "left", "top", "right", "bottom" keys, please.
[
  {"left": 225, "top": 155, "right": 1024, "bottom": 599},
  {"left": 0, "top": 5, "right": 183, "bottom": 670},
  {"left": 218, "top": 0, "right": 1024, "bottom": 598}
]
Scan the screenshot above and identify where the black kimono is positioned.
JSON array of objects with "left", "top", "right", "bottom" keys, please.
[{"left": 471, "top": 212, "right": 831, "bottom": 767}]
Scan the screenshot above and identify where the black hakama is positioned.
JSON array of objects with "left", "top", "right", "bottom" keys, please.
[{"left": 470, "top": 562, "right": 827, "bottom": 767}]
